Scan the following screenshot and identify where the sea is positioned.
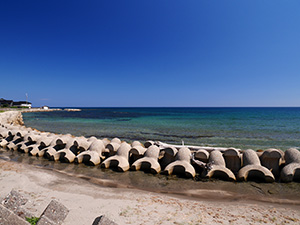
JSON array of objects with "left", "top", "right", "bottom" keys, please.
[
  {"left": 1, "top": 107, "right": 299, "bottom": 202},
  {"left": 22, "top": 107, "right": 300, "bottom": 151}
]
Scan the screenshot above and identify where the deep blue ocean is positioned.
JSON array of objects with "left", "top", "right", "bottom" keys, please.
[{"left": 22, "top": 107, "right": 300, "bottom": 150}]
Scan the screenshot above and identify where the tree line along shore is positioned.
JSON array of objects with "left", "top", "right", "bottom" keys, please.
[{"left": 0, "top": 110, "right": 300, "bottom": 183}]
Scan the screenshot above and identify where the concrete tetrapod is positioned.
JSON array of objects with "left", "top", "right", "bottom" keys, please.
[
  {"left": 18, "top": 132, "right": 44, "bottom": 153},
  {"left": 88, "top": 136, "right": 98, "bottom": 142},
  {"left": 0, "top": 127, "right": 8, "bottom": 138},
  {"left": 0, "top": 128, "right": 9, "bottom": 138},
  {"left": 53, "top": 136, "right": 78, "bottom": 163},
  {"left": 280, "top": 148, "right": 300, "bottom": 182},
  {"left": 6, "top": 128, "right": 32, "bottom": 151},
  {"left": 6, "top": 135, "right": 24, "bottom": 151},
  {"left": 1, "top": 126, "right": 19, "bottom": 134},
  {"left": 2, "top": 132, "right": 16, "bottom": 148},
  {"left": 48, "top": 135, "right": 94, "bottom": 163},
  {"left": 75, "top": 139, "right": 105, "bottom": 165},
  {"left": 101, "top": 138, "right": 110, "bottom": 147},
  {"left": 131, "top": 145, "right": 161, "bottom": 174},
  {"left": 144, "top": 140, "right": 155, "bottom": 148},
  {"left": 41, "top": 134, "right": 75, "bottom": 158},
  {"left": 223, "top": 148, "right": 241, "bottom": 175},
  {"left": 76, "top": 136, "right": 94, "bottom": 153},
  {"left": 129, "top": 141, "right": 147, "bottom": 164},
  {"left": 238, "top": 150, "right": 275, "bottom": 182},
  {"left": 260, "top": 148, "right": 284, "bottom": 178},
  {"left": 0, "top": 138, "right": 9, "bottom": 149},
  {"left": 163, "top": 147, "right": 195, "bottom": 178},
  {"left": 28, "top": 135, "right": 52, "bottom": 156},
  {"left": 100, "top": 138, "right": 110, "bottom": 156},
  {"left": 204, "top": 150, "right": 236, "bottom": 181},
  {"left": 27, "top": 134, "right": 54, "bottom": 156},
  {"left": 1, "top": 128, "right": 12, "bottom": 143},
  {"left": 101, "top": 142, "right": 131, "bottom": 172},
  {"left": 30, "top": 134, "right": 61, "bottom": 157},
  {"left": 17, "top": 132, "right": 35, "bottom": 152},
  {"left": 159, "top": 146, "right": 178, "bottom": 170},
  {"left": 1, "top": 127, "right": 18, "bottom": 137},
  {"left": 0, "top": 126, "right": 12, "bottom": 138},
  {"left": 105, "top": 137, "right": 122, "bottom": 156},
  {"left": 15, "top": 129, "right": 30, "bottom": 139},
  {"left": 0, "top": 131, "right": 14, "bottom": 148},
  {"left": 192, "top": 149, "right": 209, "bottom": 174},
  {"left": 5, "top": 128, "right": 18, "bottom": 137},
  {"left": 194, "top": 149, "right": 209, "bottom": 163}
]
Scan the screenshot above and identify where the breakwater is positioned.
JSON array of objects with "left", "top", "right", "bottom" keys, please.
[
  {"left": 22, "top": 107, "right": 300, "bottom": 150},
  {"left": 1, "top": 110, "right": 300, "bottom": 183}
]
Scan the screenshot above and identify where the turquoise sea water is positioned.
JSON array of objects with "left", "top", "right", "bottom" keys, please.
[{"left": 22, "top": 107, "right": 300, "bottom": 150}]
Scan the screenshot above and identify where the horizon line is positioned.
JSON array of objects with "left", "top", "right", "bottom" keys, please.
[{"left": 34, "top": 106, "right": 300, "bottom": 108}]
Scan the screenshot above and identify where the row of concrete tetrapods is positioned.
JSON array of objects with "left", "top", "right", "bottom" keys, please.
[{"left": 0, "top": 111, "right": 300, "bottom": 183}]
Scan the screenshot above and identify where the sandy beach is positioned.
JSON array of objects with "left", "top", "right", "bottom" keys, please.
[
  {"left": 0, "top": 157, "right": 300, "bottom": 225},
  {"left": 0, "top": 110, "right": 300, "bottom": 224},
  {"left": 2, "top": 0, "right": 300, "bottom": 224}
]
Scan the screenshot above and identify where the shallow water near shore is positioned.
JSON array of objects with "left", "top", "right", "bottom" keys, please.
[
  {"left": 1, "top": 149, "right": 300, "bottom": 206},
  {"left": 10, "top": 108, "right": 300, "bottom": 206},
  {"left": 23, "top": 107, "right": 300, "bottom": 150}
]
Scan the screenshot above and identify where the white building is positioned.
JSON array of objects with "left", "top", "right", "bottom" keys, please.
[
  {"left": 41, "top": 105, "right": 49, "bottom": 110},
  {"left": 13, "top": 101, "right": 32, "bottom": 108}
]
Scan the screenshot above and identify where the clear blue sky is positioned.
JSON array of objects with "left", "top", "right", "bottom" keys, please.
[{"left": 1, "top": 1, "right": 300, "bottom": 107}]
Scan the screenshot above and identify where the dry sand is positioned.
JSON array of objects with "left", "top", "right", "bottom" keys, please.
[{"left": 0, "top": 159, "right": 300, "bottom": 225}]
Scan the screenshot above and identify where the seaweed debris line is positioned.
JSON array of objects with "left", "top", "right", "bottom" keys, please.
[{"left": 1, "top": 110, "right": 300, "bottom": 183}]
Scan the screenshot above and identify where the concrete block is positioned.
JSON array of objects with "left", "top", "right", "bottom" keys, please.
[
  {"left": 2, "top": 189, "right": 27, "bottom": 211},
  {"left": 92, "top": 215, "right": 118, "bottom": 225},
  {"left": 0, "top": 204, "right": 30, "bottom": 225},
  {"left": 37, "top": 200, "right": 69, "bottom": 225}
]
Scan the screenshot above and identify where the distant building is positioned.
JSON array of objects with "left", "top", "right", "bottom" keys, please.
[
  {"left": 12, "top": 101, "right": 32, "bottom": 108},
  {"left": 41, "top": 105, "right": 49, "bottom": 110},
  {"left": 0, "top": 98, "right": 13, "bottom": 107},
  {"left": 0, "top": 98, "right": 32, "bottom": 108}
]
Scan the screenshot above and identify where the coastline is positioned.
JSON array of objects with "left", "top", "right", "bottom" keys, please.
[
  {"left": 1, "top": 158, "right": 300, "bottom": 225},
  {"left": 1, "top": 148, "right": 300, "bottom": 206},
  {"left": 1, "top": 109, "right": 300, "bottom": 224},
  {"left": 22, "top": 107, "right": 300, "bottom": 151},
  {"left": 0, "top": 107, "right": 81, "bottom": 113},
  {"left": 1, "top": 109, "right": 300, "bottom": 183}
]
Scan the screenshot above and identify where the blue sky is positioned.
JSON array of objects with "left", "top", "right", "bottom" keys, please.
[{"left": 1, "top": 1, "right": 300, "bottom": 107}]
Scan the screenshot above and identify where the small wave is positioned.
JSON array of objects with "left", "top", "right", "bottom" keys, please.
[{"left": 140, "top": 132, "right": 214, "bottom": 139}]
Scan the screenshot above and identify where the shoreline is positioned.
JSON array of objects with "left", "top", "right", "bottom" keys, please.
[
  {"left": 0, "top": 107, "right": 81, "bottom": 113},
  {"left": 21, "top": 107, "right": 300, "bottom": 151},
  {"left": 1, "top": 148, "right": 300, "bottom": 206},
  {"left": 1, "top": 109, "right": 300, "bottom": 224},
  {"left": 1, "top": 158, "right": 300, "bottom": 224},
  {"left": 0, "top": 109, "right": 300, "bottom": 183}
]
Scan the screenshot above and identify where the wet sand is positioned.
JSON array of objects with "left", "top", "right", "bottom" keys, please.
[
  {"left": 1, "top": 149, "right": 300, "bottom": 205},
  {"left": 1, "top": 149, "right": 300, "bottom": 224}
]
